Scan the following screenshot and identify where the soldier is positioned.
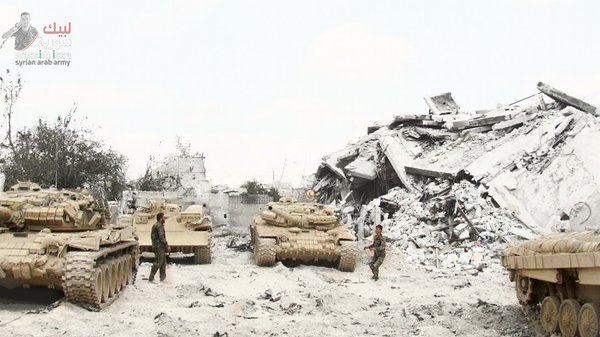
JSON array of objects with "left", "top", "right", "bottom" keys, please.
[
  {"left": 365, "top": 224, "right": 386, "bottom": 280},
  {"left": 149, "top": 212, "right": 169, "bottom": 282}
]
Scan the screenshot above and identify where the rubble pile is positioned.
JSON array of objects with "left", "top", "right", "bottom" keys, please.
[
  {"left": 383, "top": 182, "right": 527, "bottom": 271},
  {"left": 313, "top": 82, "right": 600, "bottom": 271}
]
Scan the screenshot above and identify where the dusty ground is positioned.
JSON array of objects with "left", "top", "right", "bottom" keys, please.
[{"left": 0, "top": 236, "right": 543, "bottom": 337}]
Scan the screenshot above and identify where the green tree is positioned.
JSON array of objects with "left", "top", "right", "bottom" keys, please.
[
  {"left": 267, "top": 186, "right": 281, "bottom": 201},
  {"left": 241, "top": 179, "right": 265, "bottom": 195},
  {"left": 241, "top": 179, "right": 281, "bottom": 201},
  {"left": 0, "top": 112, "right": 128, "bottom": 200}
]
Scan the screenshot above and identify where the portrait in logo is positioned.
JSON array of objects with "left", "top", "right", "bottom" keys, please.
[{"left": 1, "top": 12, "right": 39, "bottom": 51}]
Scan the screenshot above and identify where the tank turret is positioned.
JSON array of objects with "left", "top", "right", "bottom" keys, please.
[
  {"left": 0, "top": 182, "right": 109, "bottom": 231},
  {"left": 260, "top": 197, "right": 339, "bottom": 229}
]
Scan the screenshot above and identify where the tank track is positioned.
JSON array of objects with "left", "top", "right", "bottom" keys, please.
[
  {"left": 337, "top": 241, "right": 359, "bottom": 272},
  {"left": 194, "top": 247, "right": 212, "bottom": 264},
  {"left": 62, "top": 247, "right": 138, "bottom": 310},
  {"left": 254, "top": 237, "right": 277, "bottom": 266}
]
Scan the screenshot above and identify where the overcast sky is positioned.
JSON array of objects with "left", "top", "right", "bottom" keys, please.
[{"left": 1, "top": 1, "right": 599, "bottom": 187}]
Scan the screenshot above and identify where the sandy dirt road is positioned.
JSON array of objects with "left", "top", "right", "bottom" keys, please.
[{"left": 0, "top": 237, "right": 542, "bottom": 337}]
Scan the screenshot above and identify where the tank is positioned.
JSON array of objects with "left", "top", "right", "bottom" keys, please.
[
  {"left": 502, "top": 231, "right": 600, "bottom": 337},
  {"left": 249, "top": 197, "right": 359, "bottom": 272},
  {"left": 0, "top": 181, "right": 139, "bottom": 309},
  {"left": 129, "top": 199, "right": 212, "bottom": 264}
]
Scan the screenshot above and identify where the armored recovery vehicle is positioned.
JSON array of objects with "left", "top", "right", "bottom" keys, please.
[
  {"left": 503, "top": 231, "right": 600, "bottom": 337},
  {"left": 130, "top": 199, "right": 212, "bottom": 264},
  {"left": 250, "top": 197, "right": 359, "bottom": 271},
  {"left": 0, "top": 182, "right": 139, "bottom": 309}
]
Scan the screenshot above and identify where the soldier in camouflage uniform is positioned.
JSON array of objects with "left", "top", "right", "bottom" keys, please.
[
  {"left": 149, "top": 212, "right": 169, "bottom": 282},
  {"left": 365, "top": 224, "right": 386, "bottom": 280}
]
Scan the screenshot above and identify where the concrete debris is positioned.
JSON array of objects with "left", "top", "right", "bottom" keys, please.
[
  {"left": 508, "top": 227, "right": 539, "bottom": 240},
  {"left": 377, "top": 131, "right": 416, "bottom": 191},
  {"left": 312, "top": 82, "right": 600, "bottom": 271},
  {"left": 258, "top": 289, "right": 282, "bottom": 302},
  {"left": 213, "top": 333, "right": 229, "bottom": 337},
  {"left": 537, "top": 81, "right": 598, "bottom": 116},
  {"left": 226, "top": 236, "right": 252, "bottom": 252},
  {"left": 281, "top": 303, "right": 302, "bottom": 315},
  {"left": 425, "top": 92, "right": 461, "bottom": 115},
  {"left": 345, "top": 157, "right": 378, "bottom": 180}
]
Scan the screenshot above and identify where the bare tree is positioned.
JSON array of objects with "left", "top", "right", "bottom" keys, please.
[{"left": 0, "top": 69, "right": 22, "bottom": 158}]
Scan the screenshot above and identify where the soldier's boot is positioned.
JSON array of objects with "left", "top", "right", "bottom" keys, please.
[
  {"left": 149, "top": 266, "right": 158, "bottom": 282},
  {"left": 372, "top": 269, "right": 379, "bottom": 281},
  {"left": 159, "top": 261, "right": 167, "bottom": 281}
]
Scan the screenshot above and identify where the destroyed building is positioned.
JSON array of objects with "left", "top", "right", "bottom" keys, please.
[
  {"left": 313, "top": 82, "right": 600, "bottom": 271},
  {"left": 154, "top": 154, "right": 212, "bottom": 198}
]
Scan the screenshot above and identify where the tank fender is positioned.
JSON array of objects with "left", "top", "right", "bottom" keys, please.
[
  {"left": 254, "top": 225, "right": 279, "bottom": 240},
  {"left": 335, "top": 231, "right": 357, "bottom": 242}
]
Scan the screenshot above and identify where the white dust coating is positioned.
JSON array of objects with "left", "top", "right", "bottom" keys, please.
[{"left": 0, "top": 235, "right": 541, "bottom": 337}]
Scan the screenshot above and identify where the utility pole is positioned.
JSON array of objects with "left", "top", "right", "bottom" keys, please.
[
  {"left": 279, "top": 158, "right": 287, "bottom": 182},
  {"left": 55, "top": 133, "right": 58, "bottom": 187}
]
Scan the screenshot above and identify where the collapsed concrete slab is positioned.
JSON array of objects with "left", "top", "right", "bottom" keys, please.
[
  {"left": 445, "top": 114, "right": 511, "bottom": 131},
  {"left": 538, "top": 82, "right": 598, "bottom": 116},
  {"left": 345, "top": 157, "right": 378, "bottom": 180},
  {"left": 491, "top": 109, "right": 538, "bottom": 130},
  {"left": 464, "top": 109, "right": 579, "bottom": 184},
  {"left": 424, "top": 92, "right": 461, "bottom": 115},
  {"left": 376, "top": 131, "right": 416, "bottom": 192},
  {"left": 486, "top": 113, "right": 600, "bottom": 232}
]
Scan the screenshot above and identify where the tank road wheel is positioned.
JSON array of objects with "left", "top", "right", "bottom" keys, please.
[
  {"left": 90, "top": 268, "right": 103, "bottom": 306},
  {"left": 560, "top": 299, "right": 582, "bottom": 337},
  {"left": 579, "top": 303, "right": 600, "bottom": 337},
  {"left": 102, "top": 263, "right": 115, "bottom": 298},
  {"left": 117, "top": 257, "right": 127, "bottom": 291},
  {"left": 337, "top": 241, "right": 359, "bottom": 272},
  {"left": 194, "top": 247, "right": 212, "bottom": 264},
  {"left": 109, "top": 259, "right": 119, "bottom": 296},
  {"left": 100, "top": 264, "right": 110, "bottom": 303},
  {"left": 254, "top": 237, "right": 277, "bottom": 267},
  {"left": 124, "top": 255, "right": 133, "bottom": 285},
  {"left": 113, "top": 259, "right": 122, "bottom": 293},
  {"left": 515, "top": 275, "right": 535, "bottom": 305},
  {"left": 122, "top": 257, "right": 130, "bottom": 288},
  {"left": 541, "top": 296, "right": 561, "bottom": 334}
]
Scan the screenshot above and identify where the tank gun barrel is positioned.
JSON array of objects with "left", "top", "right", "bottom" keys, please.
[
  {"left": 265, "top": 206, "right": 305, "bottom": 227},
  {"left": 264, "top": 205, "right": 338, "bottom": 228}
]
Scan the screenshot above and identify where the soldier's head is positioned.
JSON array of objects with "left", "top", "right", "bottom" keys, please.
[
  {"left": 19, "top": 12, "right": 31, "bottom": 30},
  {"left": 375, "top": 225, "right": 382, "bottom": 235},
  {"left": 157, "top": 212, "right": 166, "bottom": 224}
]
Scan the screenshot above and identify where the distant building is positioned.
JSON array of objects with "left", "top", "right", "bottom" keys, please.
[{"left": 154, "top": 154, "right": 212, "bottom": 198}]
